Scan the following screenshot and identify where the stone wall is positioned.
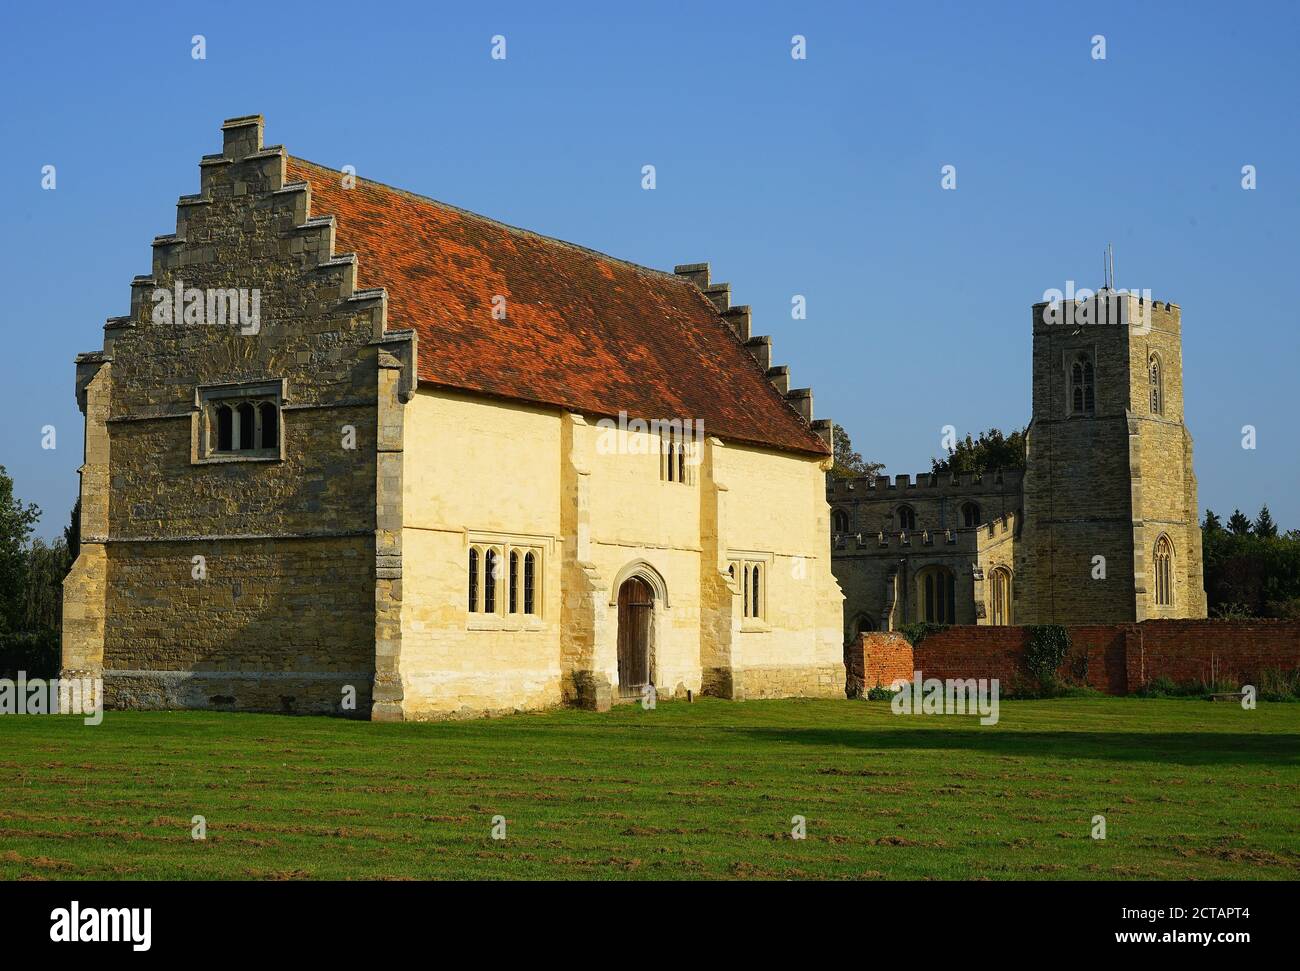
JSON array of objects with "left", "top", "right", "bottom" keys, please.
[{"left": 63, "top": 115, "right": 396, "bottom": 717}]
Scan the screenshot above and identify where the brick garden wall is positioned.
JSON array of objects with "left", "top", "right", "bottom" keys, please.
[{"left": 846, "top": 621, "right": 1300, "bottom": 696}]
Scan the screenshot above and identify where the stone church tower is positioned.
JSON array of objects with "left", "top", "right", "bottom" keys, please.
[
  {"left": 1018, "top": 291, "right": 1207, "bottom": 623},
  {"left": 828, "top": 285, "right": 1207, "bottom": 636}
]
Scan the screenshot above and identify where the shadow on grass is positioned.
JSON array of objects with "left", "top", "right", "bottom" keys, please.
[{"left": 727, "top": 728, "right": 1300, "bottom": 766}]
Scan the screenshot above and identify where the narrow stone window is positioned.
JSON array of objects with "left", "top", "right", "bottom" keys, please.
[
  {"left": 897, "top": 505, "right": 916, "bottom": 532},
  {"left": 468, "top": 547, "right": 480, "bottom": 613},
  {"left": 750, "top": 563, "right": 762, "bottom": 620},
  {"left": 743, "top": 564, "right": 751, "bottom": 617},
  {"left": 484, "top": 548, "right": 498, "bottom": 613},
  {"left": 216, "top": 404, "right": 233, "bottom": 451},
  {"left": 523, "top": 551, "right": 537, "bottom": 615},
  {"left": 961, "top": 502, "right": 981, "bottom": 528},
  {"left": 1149, "top": 356, "right": 1163, "bottom": 415},
  {"left": 237, "top": 402, "right": 256, "bottom": 450},
  {"left": 917, "top": 566, "right": 956, "bottom": 623},
  {"left": 259, "top": 401, "right": 278, "bottom": 448},
  {"left": 508, "top": 550, "right": 520, "bottom": 613},
  {"left": 1154, "top": 535, "right": 1174, "bottom": 607},
  {"left": 832, "top": 509, "right": 850, "bottom": 534},
  {"left": 1069, "top": 353, "right": 1096, "bottom": 416}
]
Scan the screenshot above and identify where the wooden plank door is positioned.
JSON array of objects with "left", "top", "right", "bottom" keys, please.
[{"left": 617, "top": 577, "right": 653, "bottom": 698}]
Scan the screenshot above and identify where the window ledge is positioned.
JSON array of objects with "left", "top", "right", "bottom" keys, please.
[
  {"left": 195, "top": 451, "right": 282, "bottom": 465},
  {"left": 739, "top": 621, "right": 771, "bottom": 633},
  {"left": 467, "top": 616, "right": 545, "bottom": 632}
]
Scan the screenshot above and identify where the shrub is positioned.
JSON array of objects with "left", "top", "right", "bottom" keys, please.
[
  {"left": 1024, "top": 625, "right": 1070, "bottom": 689},
  {"left": 1254, "top": 668, "right": 1300, "bottom": 702},
  {"left": 0, "top": 628, "right": 60, "bottom": 680},
  {"left": 866, "top": 683, "right": 898, "bottom": 701},
  {"left": 898, "top": 622, "right": 947, "bottom": 646}
]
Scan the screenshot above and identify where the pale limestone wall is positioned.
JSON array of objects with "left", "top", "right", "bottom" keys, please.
[
  {"left": 399, "top": 389, "right": 564, "bottom": 718},
  {"left": 712, "top": 440, "right": 844, "bottom": 698},
  {"left": 397, "top": 394, "right": 843, "bottom": 715},
  {"left": 975, "top": 513, "right": 1018, "bottom": 625},
  {"left": 579, "top": 417, "right": 705, "bottom": 699}
]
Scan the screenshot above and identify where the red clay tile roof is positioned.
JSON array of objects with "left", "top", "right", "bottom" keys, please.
[{"left": 286, "top": 158, "right": 829, "bottom": 457}]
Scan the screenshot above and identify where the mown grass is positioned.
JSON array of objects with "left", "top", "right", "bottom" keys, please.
[{"left": 1, "top": 697, "right": 1297, "bottom": 880}]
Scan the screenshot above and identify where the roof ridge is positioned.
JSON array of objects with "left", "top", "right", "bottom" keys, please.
[{"left": 289, "top": 156, "right": 694, "bottom": 289}]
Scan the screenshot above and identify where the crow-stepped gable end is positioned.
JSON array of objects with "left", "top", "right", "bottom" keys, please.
[{"left": 63, "top": 115, "right": 845, "bottom": 720}]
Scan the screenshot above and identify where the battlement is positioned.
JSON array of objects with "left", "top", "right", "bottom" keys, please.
[
  {"left": 674, "top": 263, "right": 831, "bottom": 449},
  {"left": 977, "top": 508, "right": 1018, "bottom": 542},
  {"left": 829, "top": 466, "right": 1024, "bottom": 496},
  {"left": 1031, "top": 289, "right": 1181, "bottom": 334}
]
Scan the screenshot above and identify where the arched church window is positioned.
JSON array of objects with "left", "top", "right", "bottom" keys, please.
[
  {"left": 990, "top": 567, "right": 1012, "bottom": 625},
  {"left": 468, "top": 547, "right": 480, "bottom": 613},
  {"left": 484, "top": 548, "right": 498, "bottom": 613},
  {"left": 523, "top": 551, "right": 537, "bottom": 615},
  {"left": 1069, "top": 353, "right": 1095, "bottom": 416},
  {"left": 1149, "top": 355, "right": 1163, "bottom": 415},
  {"left": 1153, "top": 535, "right": 1174, "bottom": 607},
  {"left": 832, "top": 509, "right": 850, "bottom": 534},
  {"left": 915, "top": 565, "right": 956, "bottom": 624},
  {"left": 897, "top": 505, "right": 916, "bottom": 532},
  {"left": 961, "top": 502, "right": 981, "bottom": 528}
]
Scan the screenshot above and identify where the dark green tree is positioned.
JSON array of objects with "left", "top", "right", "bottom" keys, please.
[
  {"left": 932, "top": 426, "right": 1027, "bottom": 476},
  {"left": 1202, "top": 509, "right": 1223, "bottom": 532},
  {"left": 0, "top": 466, "right": 41, "bottom": 636},
  {"left": 1227, "top": 509, "right": 1253, "bottom": 536},
  {"left": 1254, "top": 505, "right": 1279, "bottom": 539}
]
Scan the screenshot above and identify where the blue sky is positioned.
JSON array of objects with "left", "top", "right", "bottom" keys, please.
[{"left": 2, "top": 0, "right": 1297, "bottom": 539}]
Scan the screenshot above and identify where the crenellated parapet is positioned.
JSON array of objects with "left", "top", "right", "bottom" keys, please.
[
  {"left": 829, "top": 466, "right": 1025, "bottom": 497},
  {"left": 674, "top": 262, "right": 831, "bottom": 449}
]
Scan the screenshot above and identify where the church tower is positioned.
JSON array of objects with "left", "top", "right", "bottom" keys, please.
[{"left": 1019, "top": 288, "right": 1207, "bottom": 623}]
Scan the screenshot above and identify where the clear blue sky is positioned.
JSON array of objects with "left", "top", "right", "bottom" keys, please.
[{"left": 2, "top": 0, "right": 1297, "bottom": 539}]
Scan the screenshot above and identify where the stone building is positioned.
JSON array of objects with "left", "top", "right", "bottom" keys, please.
[
  {"left": 62, "top": 114, "right": 846, "bottom": 720},
  {"left": 830, "top": 290, "right": 1207, "bottom": 637}
]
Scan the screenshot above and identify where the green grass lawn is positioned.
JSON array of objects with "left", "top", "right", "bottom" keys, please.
[{"left": 1, "top": 697, "right": 1297, "bottom": 880}]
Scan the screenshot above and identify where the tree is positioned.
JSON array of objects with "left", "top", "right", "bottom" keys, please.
[
  {"left": 830, "top": 425, "right": 884, "bottom": 481},
  {"left": 1227, "top": 509, "right": 1253, "bottom": 536},
  {"left": 932, "top": 426, "right": 1027, "bottom": 476},
  {"left": 0, "top": 465, "right": 41, "bottom": 635},
  {"left": 1203, "top": 505, "right": 1300, "bottom": 620},
  {"left": 22, "top": 537, "right": 69, "bottom": 635},
  {"left": 64, "top": 497, "right": 80, "bottom": 556},
  {"left": 1202, "top": 509, "right": 1223, "bottom": 532}
]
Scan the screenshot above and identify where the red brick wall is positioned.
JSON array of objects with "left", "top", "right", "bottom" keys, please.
[
  {"left": 847, "top": 633, "right": 914, "bottom": 696},
  {"left": 1129, "top": 620, "right": 1300, "bottom": 689},
  {"left": 845, "top": 620, "right": 1300, "bottom": 695}
]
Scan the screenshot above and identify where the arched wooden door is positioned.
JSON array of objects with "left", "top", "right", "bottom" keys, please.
[{"left": 616, "top": 576, "right": 653, "bottom": 698}]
